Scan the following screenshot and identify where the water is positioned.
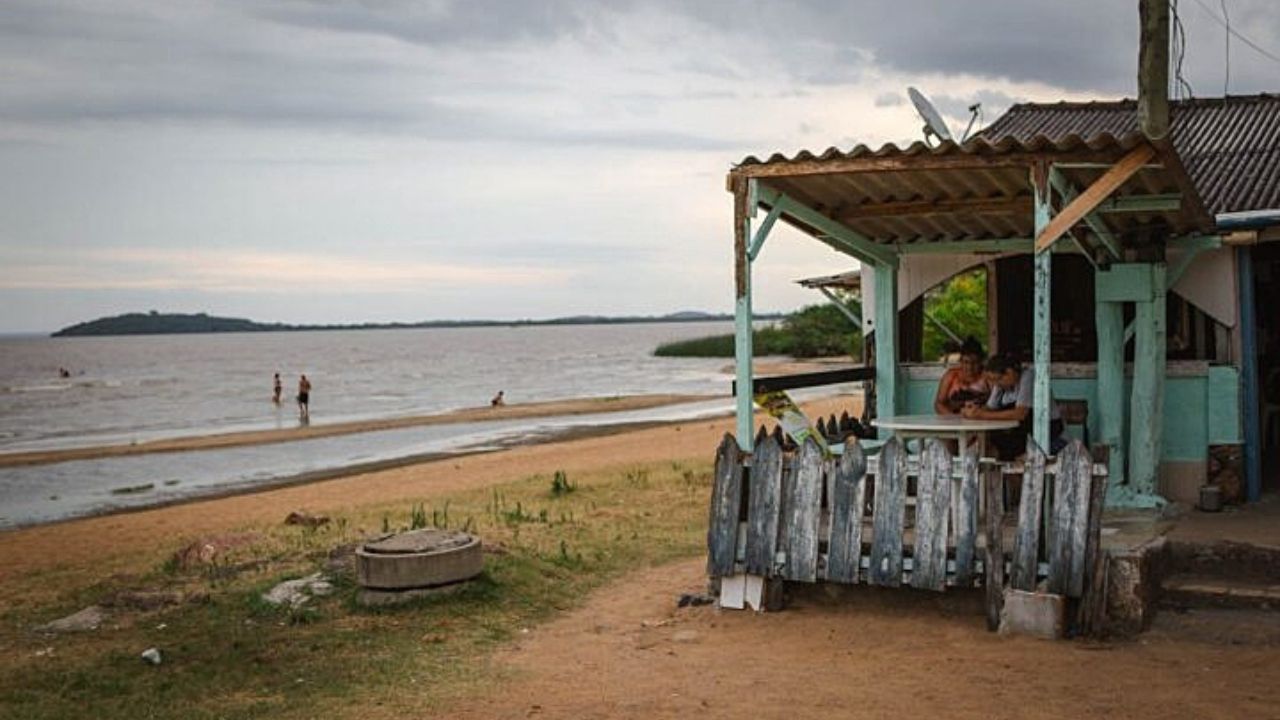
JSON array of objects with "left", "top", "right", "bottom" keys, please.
[
  {"left": 0, "top": 323, "right": 736, "bottom": 452},
  {"left": 0, "top": 323, "right": 770, "bottom": 527}
]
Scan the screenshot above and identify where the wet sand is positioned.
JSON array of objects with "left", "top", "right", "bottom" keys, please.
[{"left": 0, "top": 393, "right": 718, "bottom": 468}]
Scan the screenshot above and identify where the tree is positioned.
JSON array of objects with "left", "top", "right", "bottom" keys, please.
[{"left": 922, "top": 268, "right": 988, "bottom": 360}]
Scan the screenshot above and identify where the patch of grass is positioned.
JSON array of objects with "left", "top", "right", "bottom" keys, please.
[
  {"left": 0, "top": 458, "right": 713, "bottom": 719},
  {"left": 549, "top": 470, "right": 575, "bottom": 497},
  {"left": 653, "top": 326, "right": 791, "bottom": 357}
]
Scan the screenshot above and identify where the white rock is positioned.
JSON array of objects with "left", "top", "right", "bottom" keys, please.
[
  {"left": 262, "top": 573, "right": 332, "bottom": 608},
  {"left": 141, "top": 648, "right": 162, "bottom": 665},
  {"left": 36, "top": 606, "right": 105, "bottom": 633}
]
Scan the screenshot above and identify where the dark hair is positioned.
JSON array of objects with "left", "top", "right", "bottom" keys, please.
[
  {"left": 959, "top": 336, "right": 985, "bottom": 359},
  {"left": 984, "top": 353, "right": 1021, "bottom": 375}
]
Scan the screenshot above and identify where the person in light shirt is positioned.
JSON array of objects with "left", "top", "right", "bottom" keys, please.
[{"left": 961, "top": 354, "right": 1064, "bottom": 459}]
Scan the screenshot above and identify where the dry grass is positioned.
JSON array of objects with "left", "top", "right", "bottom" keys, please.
[{"left": 0, "top": 459, "right": 714, "bottom": 719}]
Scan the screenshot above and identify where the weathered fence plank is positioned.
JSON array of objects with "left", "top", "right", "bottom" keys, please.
[
  {"left": 1048, "top": 440, "right": 1093, "bottom": 597},
  {"left": 744, "top": 436, "right": 783, "bottom": 576},
  {"left": 782, "top": 439, "right": 825, "bottom": 582},
  {"left": 911, "top": 439, "right": 953, "bottom": 591},
  {"left": 869, "top": 437, "right": 907, "bottom": 587},
  {"left": 1010, "top": 439, "right": 1047, "bottom": 591},
  {"left": 1077, "top": 467, "right": 1110, "bottom": 636},
  {"left": 983, "top": 467, "right": 1005, "bottom": 631},
  {"left": 707, "top": 434, "right": 743, "bottom": 577},
  {"left": 826, "top": 440, "right": 867, "bottom": 583},
  {"left": 952, "top": 447, "right": 980, "bottom": 587}
]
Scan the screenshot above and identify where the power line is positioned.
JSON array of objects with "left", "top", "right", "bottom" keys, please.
[
  {"left": 1170, "top": 0, "right": 1195, "bottom": 99},
  {"left": 1187, "top": 0, "right": 1280, "bottom": 66},
  {"left": 1219, "top": 0, "right": 1230, "bottom": 94}
]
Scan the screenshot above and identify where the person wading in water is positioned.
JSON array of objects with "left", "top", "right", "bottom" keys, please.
[{"left": 297, "top": 374, "right": 312, "bottom": 422}]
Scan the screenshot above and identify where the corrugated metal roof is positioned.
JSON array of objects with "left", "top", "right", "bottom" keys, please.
[
  {"left": 981, "top": 94, "right": 1280, "bottom": 216},
  {"left": 736, "top": 130, "right": 1154, "bottom": 168},
  {"left": 730, "top": 131, "right": 1204, "bottom": 245}
]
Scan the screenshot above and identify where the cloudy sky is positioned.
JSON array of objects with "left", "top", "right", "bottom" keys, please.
[{"left": 2, "top": 0, "right": 1277, "bottom": 332}]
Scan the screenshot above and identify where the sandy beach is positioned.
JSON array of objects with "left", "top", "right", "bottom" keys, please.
[{"left": 0, "top": 395, "right": 852, "bottom": 593}]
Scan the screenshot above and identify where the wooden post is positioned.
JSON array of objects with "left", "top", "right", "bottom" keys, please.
[
  {"left": 1128, "top": 263, "right": 1166, "bottom": 499},
  {"left": 983, "top": 466, "right": 1006, "bottom": 631},
  {"left": 1011, "top": 439, "right": 1047, "bottom": 591},
  {"left": 707, "top": 434, "right": 743, "bottom": 578},
  {"left": 1138, "top": 0, "right": 1170, "bottom": 139},
  {"left": 1032, "top": 162, "right": 1053, "bottom": 448},
  {"left": 869, "top": 437, "right": 906, "bottom": 586},
  {"left": 733, "top": 179, "right": 755, "bottom": 451},
  {"left": 1078, "top": 468, "right": 1110, "bottom": 637},
  {"left": 1238, "top": 247, "right": 1263, "bottom": 502},
  {"left": 873, "top": 261, "right": 900, "bottom": 436},
  {"left": 1094, "top": 274, "right": 1127, "bottom": 495}
]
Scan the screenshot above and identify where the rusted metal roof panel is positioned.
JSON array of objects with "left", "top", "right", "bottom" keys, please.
[{"left": 981, "top": 94, "right": 1280, "bottom": 216}]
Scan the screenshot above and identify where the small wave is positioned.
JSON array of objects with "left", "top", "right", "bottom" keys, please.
[{"left": 3, "top": 383, "right": 74, "bottom": 394}]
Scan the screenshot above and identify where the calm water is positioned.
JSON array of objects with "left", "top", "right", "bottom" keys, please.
[
  {"left": 0, "top": 323, "right": 737, "bottom": 452},
  {"left": 0, "top": 323, "right": 785, "bottom": 527}
]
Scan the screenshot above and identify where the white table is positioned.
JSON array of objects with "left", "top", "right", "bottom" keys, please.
[{"left": 871, "top": 414, "right": 1020, "bottom": 461}]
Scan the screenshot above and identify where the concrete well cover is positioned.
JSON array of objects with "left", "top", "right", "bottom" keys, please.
[
  {"left": 357, "top": 529, "right": 484, "bottom": 590},
  {"left": 362, "top": 529, "right": 473, "bottom": 555}
]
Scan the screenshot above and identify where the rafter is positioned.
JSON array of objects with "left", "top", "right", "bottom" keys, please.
[
  {"left": 1036, "top": 145, "right": 1156, "bottom": 254},
  {"left": 757, "top": 186, "right": 897, "bottom": 266}
]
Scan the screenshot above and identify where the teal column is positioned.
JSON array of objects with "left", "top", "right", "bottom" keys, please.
[
  {"left": 1128, "top": 263, "right": 1167, "bottom": 499},
  {"left": 873, "top": 261, "right": 899, "bottom": 437},
  {"left": 733, "top": 180, "right": 755, "bottom": 451},
  {"left": 1095, "top": 284, "right": 1127, "bottom": 496},
  {"left": 1032, "top": 165, "right": 1052, "bottom": 447},
  {"left": 1238, "top": 247, "right": 1262, "bottom": 502}
]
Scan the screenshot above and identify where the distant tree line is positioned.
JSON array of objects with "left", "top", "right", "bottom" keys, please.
[{"left": 51, "top": 310, "right": 781, "bottom": 337}]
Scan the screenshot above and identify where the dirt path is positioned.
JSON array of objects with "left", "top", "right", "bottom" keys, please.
[{"left": 453, "top": 558, "right": 1280, "bottom": 720}]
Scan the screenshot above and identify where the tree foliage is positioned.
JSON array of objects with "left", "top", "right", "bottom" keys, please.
[{"left": 922, "top": 268, "right": 988, "bottom": 360}]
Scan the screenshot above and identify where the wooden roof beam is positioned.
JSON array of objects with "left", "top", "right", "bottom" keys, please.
[
  {"left": 1037, "top": 145, "right": 1156, "bottom": 255},
  {"left": 836, "top": 195, "right": 1031, "bottom": 220},
  {"left": 757, "top": 186, "right": 897, "bottom": 266}
]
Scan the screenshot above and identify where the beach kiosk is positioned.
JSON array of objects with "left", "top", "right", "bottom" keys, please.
[{"left": 727, "top": 86, "right": 1280, "bottom": 509}]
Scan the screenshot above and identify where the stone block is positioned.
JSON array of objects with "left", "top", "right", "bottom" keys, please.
[{"left": 998, "top": 589, "right": 1065, "bottom": 640}]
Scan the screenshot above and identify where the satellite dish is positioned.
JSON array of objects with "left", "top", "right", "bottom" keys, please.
[{"left": 908, "top": 86, "right": 953, "bottom": 145}]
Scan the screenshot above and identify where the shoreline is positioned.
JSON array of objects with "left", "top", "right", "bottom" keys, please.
[
  {"left": 5, "top": 416, "right": 679, "bottom": 533},
  {"left": 0, "top": 394, "right": 858, "bottom": 587},
  {"left": 0, "top": 393, "right": 718, "bottom": 469}
]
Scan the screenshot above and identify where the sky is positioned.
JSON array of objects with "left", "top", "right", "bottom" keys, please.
[{"left": 1, "top": 0, "right": 1278, "bottom": 333}]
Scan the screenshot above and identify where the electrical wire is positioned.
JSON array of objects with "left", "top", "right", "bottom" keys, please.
[
  {"left": 1170, "top": 0, "right": 1195, "bottom": 99},
  {"left": 1219, "top": 0, "right": 1230, "bottom": 94},
  {"left": 1189, "top": 0, "right": 1280, "bottom": 65}
]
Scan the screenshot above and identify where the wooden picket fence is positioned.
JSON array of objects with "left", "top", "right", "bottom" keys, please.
[{"left": 707, "top": 433, "right": 1109, "bottom": 634}]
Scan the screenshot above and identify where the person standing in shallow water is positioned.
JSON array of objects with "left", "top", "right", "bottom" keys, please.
[
  {"left": 297, "top": 374, "right": 312, "bottom": 421},
  {"left": 272, "top": 373, "right": 282, "bottom": 404}
]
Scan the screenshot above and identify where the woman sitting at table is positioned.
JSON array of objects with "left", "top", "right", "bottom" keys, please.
[
  {"left": 933, "top": 336, "right": 990, "bottom": 415},
  {"left": 961, "top": 354, "right": 1065, "bottom": 460}
]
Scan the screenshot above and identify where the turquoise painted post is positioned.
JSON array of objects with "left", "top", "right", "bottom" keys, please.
[
  {"left": 873, "top": 261, "right": 899, "bottom": 438},
  {"left": 1238, "top": 247, "right": 1262, "bottom": 502},
  {"left": 733, "top": 180, "right": 755, "bottom": 451},
  {"left": 1128, "top": 263, "right": 1167, "bottom": 501},
  {"left": 1095, "top": 281, "right": 1127, "bottom": 498},
  {"left": 1032, "top": 164, "right": 1052, "bottom": 447}
]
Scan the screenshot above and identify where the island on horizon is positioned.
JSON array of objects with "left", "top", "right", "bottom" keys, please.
[{"left": 51, "top": 310, "right": 779, "bottom": 338}]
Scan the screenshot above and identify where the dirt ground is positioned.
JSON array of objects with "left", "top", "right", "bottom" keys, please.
[{"left": 453, "top": 557, "right": 1280, "bottom": 720}]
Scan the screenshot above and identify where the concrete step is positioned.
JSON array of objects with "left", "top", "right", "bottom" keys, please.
[
  {"left": 1160, "top": 573, "right": 1280, "bottom": 611},
  {"left": 1167, "top": 540, "right": 1280, "bottom": 584}
]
